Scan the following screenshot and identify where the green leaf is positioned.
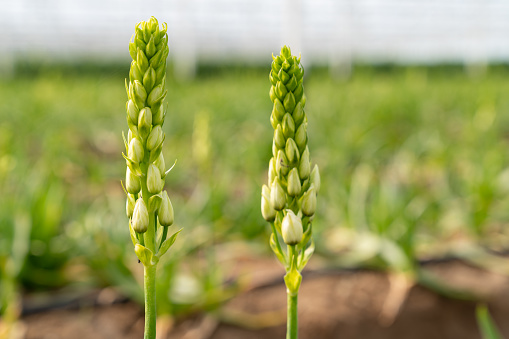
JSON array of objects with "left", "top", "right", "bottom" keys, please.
[
  {"left": 476, "top": 304, "right": 503, "bottom": 339},
  {"left": 128, "top": 221, "right": 138, "bottom": 247},
  {"left": 298, "top": 239, "right": 315, "bottom": 271},
  {"left": 134, "top": 244, "right": 154, "bottom": 267},
  {"left": 284, "top": 263, "right": 302, "bottom": 296},
  {"left": 157, "top": 228, "right": 183, "bottom": 258},
  {"left": 269, "top": 232, "right": 286, "bottom": 266}
]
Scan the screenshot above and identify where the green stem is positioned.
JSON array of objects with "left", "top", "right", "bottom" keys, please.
[
  {"left": 287, "top": 291, "right": 298, "bottom": 339},
  {"left": 144, "top": 264, "right": 157, "bottom": 339}
]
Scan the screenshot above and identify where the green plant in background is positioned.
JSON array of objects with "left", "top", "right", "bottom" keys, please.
[
  {"left": 262, "top": 46, "right": 320, "bottom": 339},
  {"left": 123, "top": 17, "right": 181, "bottom": 339},
  {"left": 476, "top": 304, "right": 503, "bottom": 339}
]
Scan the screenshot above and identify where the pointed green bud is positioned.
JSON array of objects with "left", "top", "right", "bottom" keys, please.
[
  {"left": 147, "top": 164, "right": 164, "bottom": 194},
  {"left": 276, "top": 149, "right": 290, "bottom": 176},
  {"left": 292, "top": 102, "right": 304, "bottom": 126},
  {"left": 147, "top": 84, "right": 165, "bottom": 107},
  {"left": 282, "top": 59, "right": 291, "bottom": 71},
  {"left": 268, "top": 157, "right": 277, "bottom": 185},
  {"left": 310, "top": 165, "right": 321, "bottom": 193},
  {"left": 273, "top": 98, "right": 285, "bottom": 121},
  {"left": 138, "top": 107, "right": 152, "bottom": 134},
  {"left": 158, "top": 191, "right": 174, "bottom": 226},
  {"left": 281, "top": 46, "right": 291, "bottom": 59},
  {"left": 132, "top": 80, "right": 147, "bottom": 108},
  {"left": 132, "top": 198, "right": 149, "bottom": 233},
  {"left": 269, "top": 86, "right": 277, "bottom": 102},
  {"left": 294, "top": 85, "right": 304, "bottom": 104},
  {"left": 275, "top": 81, "right": 288, "bottom": 101},
  {"left": 286, "top": 75, "right": 298, "bottom": 92},
  {"left": 146, "top": 35, "right": 156, "bottom": 58},
  {"left": 154, "top": 151, "right": 165, "bottom": 175},
  {"left": 143, "top": 66, "right": 156, "bottom": 92},
  {"left": 301, "top": 186, "right": 317, "bottom": 216},
  {"left": 126, "top": 193, "right": 135, "bottom": 218},
  {"left": 126, "top": 167, "right": 141, "bottom": 194},
  {"left": 295, "top": 122, "right": 307, "bottom": 151},
  {"left": 128, "top": 138, "right": 144, "bottom": 164},
  {"left": 285, "top": 138, "right": 300, "bottom": 165},
  {"left": 152, "top": 103, "right": 165, "bottom": 125},
  {"left": 270, "top": 111, "right": 278, "bottom": 130},
  {"left": 274, "top": 125, "right": 286, "bottom": 149},
  {"left": 147, "top": 125, "right": 163, "bottom": 151},
  {"left": 148, "top": 194, "right": 162, "bottom": 213},
  {"left": 282, "top": 113, "right": 295, "bottom": 139},
  {"left": 282, "top": 210, "right": 303, "bottom": 245},
  {"left": 299, "top": 147, "right": 310, "bottom": 180},
  {"left": 287, "top": 168, "right": 301, "bottom": 197},
  {"left": 129, "top": 39, "right": 137, "bottom": 60},
  {"left": 130, "top": 61, "right": 143, "bottom": 82},
  {"left": 126, "top": 99, "right": 139, "bottom": 125},
  {"left": 261, "top": 184, "right": 276, "bottom": 222},
  {"left": 278, "top": 68, "right": 290, "bottom": 84},
  {"left": 137, "top": 48, "right": 149, "bottom": 73},
  {"left": 284, "top": 92, "right": 296, "bottom": 112},
  {"left": 270, "top": 177, "right": 286, "bottom": 211}
]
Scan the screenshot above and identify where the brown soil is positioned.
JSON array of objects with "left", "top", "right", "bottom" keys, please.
[{"left": 20, "top": 260, "right": 509, "bottom": 339}]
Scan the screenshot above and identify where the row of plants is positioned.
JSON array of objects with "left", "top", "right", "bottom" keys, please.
[{"left": 2, "top": 17, "right": 509, "bottom": 337}]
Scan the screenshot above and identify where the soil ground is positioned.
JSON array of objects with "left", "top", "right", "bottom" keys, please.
[{"left": 19, "top": 259, "right": 509, "bottom": 339}]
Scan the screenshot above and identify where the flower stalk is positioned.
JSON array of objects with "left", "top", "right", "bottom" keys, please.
[
  {"left": 122, "top": 16, "right": 182, "bottom": 339},
  {"left": 262, "top": 46, "right": 320, "bottom": 339}
]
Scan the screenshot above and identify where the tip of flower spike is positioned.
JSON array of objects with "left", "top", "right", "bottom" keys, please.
[{"left": 281, "top": 45, "right": 291, "bottom": 59}]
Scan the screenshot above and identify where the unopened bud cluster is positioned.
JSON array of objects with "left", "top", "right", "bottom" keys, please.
[
  {"left": 124, "top": 17, "right": 174, "bottom": 235},
  {"left": 261, "top": 46, "right": 320, "bottom": 246}
]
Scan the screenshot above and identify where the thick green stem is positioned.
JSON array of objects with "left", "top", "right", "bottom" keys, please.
[
  {"left": 287, "top": 291, "right": 298, "bottom": 339},
  {"left": 144, "top": 264, "right": 157, "bottom": 339}
]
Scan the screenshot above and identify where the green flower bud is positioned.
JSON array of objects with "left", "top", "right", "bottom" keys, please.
[
  {"left": 286, "top": 75, "right": 298, "bottom": 92},
  {"left": 133, "top": 80, "right": 147, "bottom": 108},
  {"left": 146, "top": 35, "right": 156, "bottom": 58},
  {"left": 274, "top": 125, "right": 286, "bottom": 149},
  {"left": 276, "top": 149, "right": 289, "bottom": 176},
  {"left": 126, "top": 193, "right": 135, "bottom": 218},
  {"left": 301, "top": 186, "right": 316, "bottom": 216},
  {"left": 282, "top": 59, "right": 291, "bottom": 72},
  {"left": 152, "top": 103, "right": 165, "bottom": 125},
  {"left": 268, "top": 157, "right": 276, "bottom": 185},
  {"left": 132, "top": 198, "right": 149, "bottom": 233},
  {"left": 130, "top": 61, "right": 143, "bottom": 82},
  {"left": 147, "top": 125, "right": 163, "bottom": 151},
  {"left": 295, "top": 122, "right": 307, "bottom": 151},
  {"left": 137, "top": 48, "right": 149, "bottom": 73},
  {"left": 147, "top": 163, "right": 164, "bottom": 194},
  {"left": 310, "top": 165, "right": 321, "bottom": 193},
  {"left": 126, "top": 167, "right": 141, "bottom": 194},
  {"left": 282, "top": 113, "right": 295, "bottom": 139},
  {"left": 282, "top": 210, "right": 303, "bottom": 245},
  {"left": 294, "top": 86, "right": 304, "bottom": 105},
  {"left": 283, "top": 92, "right": 296, "bottom": 113},
  {"left": 285, "top": 138, "right": 300, "bottom": 165},
  {"left": 126, "top": 99, "right": 139, "bottom": 125},
  {"left": 292, "top": 102, "right": 304, "bottom": 126},
  {"left": 269, "top": 85, "right": 277, "bottom": 102},
  {"left": 148, "top": 84, "right": 165, "bottom": 107},
  {"left": 143, "top": 66, "right": 156, "bottom": 93},
  {"left": 154, "top": 151, "right": 165, "bottom": 175},
  {"left": 273, "top": 98, "right": 285, "bottom": 121},
  {"left": 270, "top": 177, "right": 286, "bottom": 211},
  {"left": 261, "top": 184, "right": 276, "bottom": 222},
  {"left": 278, "top": 68, "right": 290, "bottom": 84},
  {"left": 287, "top": 168, "right": 301, "bottom": 196},
  {"left": 270, "top": 111, "right": 278, "bottom": 130},
  {"left": 138, "top": 107, "right": 152, "bottom": 137},
  {"left": 275, "top": 81, "right": 288, "bottom": 101},
  {"left": 128, "top": 138, "right": 144, "bottom": 163},
  {"left": 299, "top": 147, "right": 310, "bottom": 180},
  {"left": 158, "top": 191, "right": 174, "bottom": 227}
]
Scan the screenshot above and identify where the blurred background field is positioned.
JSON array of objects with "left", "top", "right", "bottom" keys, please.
[{"left": 2, "top": 1, "right": 509, "bottom": 338}]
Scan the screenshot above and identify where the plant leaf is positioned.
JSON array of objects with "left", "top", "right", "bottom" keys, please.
[
  {"left": 134, "top": 244, "right": 153, "bottom": 267},
  {"left": 157, "top": 228, "right": 183, "bottom": 258},
  {"left": 270, "top": 232, "right": 286, "bottom": 266}
]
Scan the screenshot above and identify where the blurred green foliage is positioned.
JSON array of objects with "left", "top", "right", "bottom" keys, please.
[{"left": 1, "top": 63, "right": 509, "bottom": 321}]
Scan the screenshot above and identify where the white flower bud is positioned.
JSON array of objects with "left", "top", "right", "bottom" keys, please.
[
  {"left": 126, "top": 99, "right": 139, "bottom": 125},
  {"left": 126, "top": 167, "right": 141, "bottom": 194},
  {"left": 301, "top": 186, "right": 316, "bottom": 216},
  {"left": 310, "top": 165, "right": 321, "bottom": 193},
  {"left": 154, "top": 151, "right": 165, "bottom": 175},
  {"left": 285, "top": 138, "right": 300, "bottom": 165},
  {"left": 295, "top": 122, "right": 307, "bottom": 150},
  {"left": 128, "top": 138, "right": 144, "bottom": 164},
  {"left": 147, "top": 125, "right": 163, "bottom": 151},
  {"left": 270, "top": 177, "right": 286, "bottom": 211},
  {"left": 261, "top": 185, "right": 276, "bottom": 222},
  {"left": 126, "top": 193, "right": 135, "bottom": 218},
  {"left": 287, "top": 168, "right": 301, "bottom": 197},
  {"left": 299, "top": 147, "right": 310, "bottom": 180},
  {"left": 282, "top": 210, "right": 303, "bottom": 245},
  {"left": 133, "top": 80, "right": 147, "bottom": 108},
  {"left": 138, "top": 107, "right": 153, "bottom": 131},
  {"left": 147, "top": 164, "right": 164, "bottom": 194},
  {"left": 274, "top": 125, "right": 285, "bottom": 149},
  {"left": 268, "top": 157, "right": 276, "bottom": 186},
  {"left": 158, "top": 191, "right": 174, "bottom": 226},
  {"left": 132, "top": 198, "right": 149, "bottom": 233}
]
